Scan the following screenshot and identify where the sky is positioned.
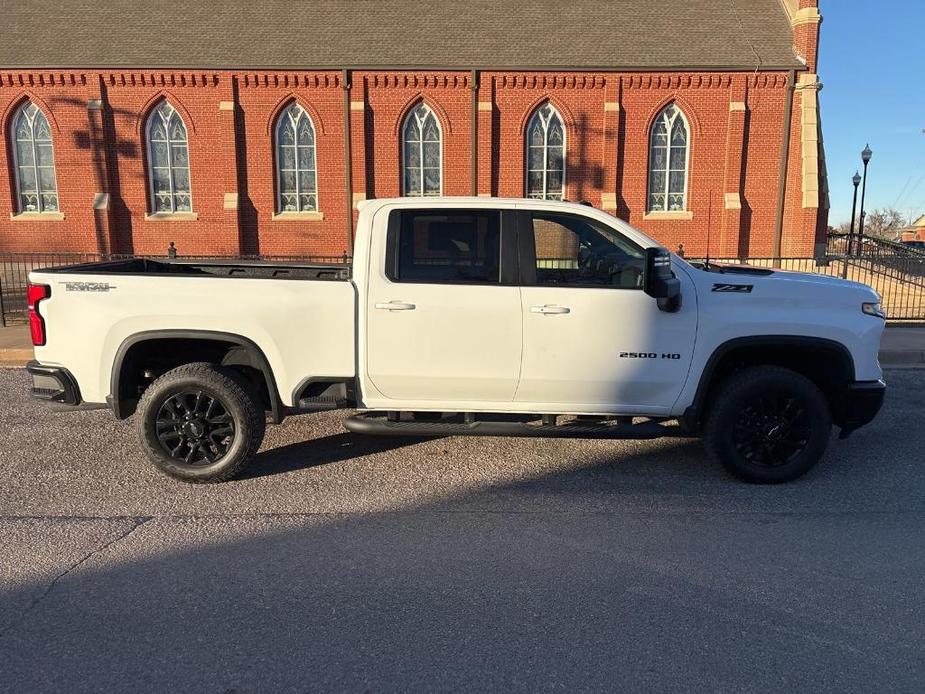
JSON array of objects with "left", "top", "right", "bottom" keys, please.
[{"left": 819, "top": 1, "right": 925, "bottom": 226}]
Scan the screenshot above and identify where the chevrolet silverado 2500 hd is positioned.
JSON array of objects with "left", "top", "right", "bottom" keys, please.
[{"left": 26, "top": 198, "right": 886, "bottom": 483}]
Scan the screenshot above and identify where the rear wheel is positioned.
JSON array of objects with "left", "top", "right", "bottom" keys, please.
[
  {"left": 136, "top": 362, "right": 265, "bottom": 483},
  {"left": 704, "top": 366, "right": 831, "bottom": 483}
]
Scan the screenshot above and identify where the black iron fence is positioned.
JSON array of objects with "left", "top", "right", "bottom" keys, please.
[
  {"left": 3, "top": 241, "right": 925, "bottom": 324},
  {"left": 827, "top": 233, "right": 925, "bottom": 283},
  {"left": 0, "top": 252, "right": 350, "bottom": 326}
]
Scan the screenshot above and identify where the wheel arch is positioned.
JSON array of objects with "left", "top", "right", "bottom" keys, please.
[
  {"left": 684, "top": 335, "right": 857, "bottom": 431},
  {"left": 109, "top": 330, "right": 284, "bottom": 423}
]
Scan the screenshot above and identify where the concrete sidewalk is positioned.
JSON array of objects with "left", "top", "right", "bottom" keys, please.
[
  {"left": 1, "top": 323, "right": 924, "bottom": 369},
  {"left": 0, "top": 324, "right": 33, "bottom": 367}
]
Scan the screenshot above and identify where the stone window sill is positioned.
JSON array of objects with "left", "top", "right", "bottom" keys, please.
[
  {"left": 272, "top": 211, "right": 325, "bottom": 222},
  {"left": 10, "top": 212, "right": 65, "bottom": 221},
  {"left": 643, "top": 210, "right": 693, "bottom": 221},
  {"left": 145, "top": 212, "right": 199, "bottom": 221}
]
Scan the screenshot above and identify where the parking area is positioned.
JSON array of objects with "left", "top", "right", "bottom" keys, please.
[{"left": 1, "top": 367, "right": 924, "bottom": 692}]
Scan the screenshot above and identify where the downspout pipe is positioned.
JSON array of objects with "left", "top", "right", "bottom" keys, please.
[
  {"left": 772, "top": 69, "right": 796, "bottom": 262},
  {"left": 342, "top": 68, "right": 354, "bottom": 252}
]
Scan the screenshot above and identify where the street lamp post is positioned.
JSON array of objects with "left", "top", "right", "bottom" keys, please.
[
  {"left": 844, "top": 171, "right": 862, "bottom": 278},
  {"left": 856, "top": 144, "right": 873, "bottom": 256}
]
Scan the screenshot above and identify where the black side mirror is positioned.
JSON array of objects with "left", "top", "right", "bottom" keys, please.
[{"left": 644, "top": 247, "right": 682, "bottom": 313}]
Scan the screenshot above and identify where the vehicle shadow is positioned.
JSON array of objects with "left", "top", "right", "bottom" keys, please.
[
  {"left": 1, "top": 374, "right": 923, "bottom": 692},
  {"left": 2, "top": 434, "right": 922, "bottom": 693},
  {"left": 243, "top": 431, "right": 441, "bottom": 480}
]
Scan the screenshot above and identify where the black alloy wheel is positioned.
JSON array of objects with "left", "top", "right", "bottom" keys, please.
[
  {"left": 155, "top": 390, "right": 236, "bottom": 465},
  {"left": 732, "top": 392, "right": 812, "bottom": 468},
  {"left": 704, "top": 366, "right": 832, "bottom": 484},
  {"left": 136, "top": 362, "right": 265, "bottom": 483}
]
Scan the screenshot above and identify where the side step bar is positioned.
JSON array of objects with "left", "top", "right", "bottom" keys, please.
[
  {"left": 297, "top": 396, "right": 347, "bottom": 412},
  {"left": 343, "top": 412, "right": 686, "bottom": 439}
]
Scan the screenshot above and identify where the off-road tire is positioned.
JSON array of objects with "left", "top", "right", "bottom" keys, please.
[
  {"left": 704, "top": 366, "right": 832, "bottom": 484},
  {"left": 136, "top": 362, "right": 266, "bottom": 483}
]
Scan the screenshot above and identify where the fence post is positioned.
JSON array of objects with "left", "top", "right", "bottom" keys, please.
[{"left": 0, "top": 275, "right": 6, "bottom": 328}]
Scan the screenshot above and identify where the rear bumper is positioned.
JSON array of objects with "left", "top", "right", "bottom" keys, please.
[
  {"left": 26, "top": 360, "right": 81, "bottom": 405},
  {"left": 841, "top": 379, "right": 886, "bottom": 433}
]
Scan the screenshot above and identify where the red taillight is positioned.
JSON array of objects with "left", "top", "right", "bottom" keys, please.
[{"left": 27, "top": 283, "right": 50, "bottom": 346}]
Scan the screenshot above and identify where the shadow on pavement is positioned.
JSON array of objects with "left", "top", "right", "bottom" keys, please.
[
  {"left": 1, "top": 373, "right": 923, "bottom": 691},
  {"left": 2, "top": 436, "right": 923, "bottom": 692},
  {"left": 243, "top": 431, "right": 439, "bottom": 480}
]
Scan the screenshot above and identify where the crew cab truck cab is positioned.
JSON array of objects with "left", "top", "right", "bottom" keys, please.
[{"left": 27, "top": 198, "right": 886, "bottom": 484}]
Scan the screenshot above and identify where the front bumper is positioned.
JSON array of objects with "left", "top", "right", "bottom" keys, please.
[
  {"left": 26, "top": 360, "right": 81, "bottom": 405},
  {"left": 840, "top": 379, "right": 886, "bottom": 434}
]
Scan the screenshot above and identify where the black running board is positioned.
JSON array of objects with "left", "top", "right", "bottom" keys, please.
[{"left": 343, "top": 413, "right": 684, "bottom": 439}]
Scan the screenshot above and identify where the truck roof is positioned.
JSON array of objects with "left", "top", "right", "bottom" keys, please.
[
  {"left": 355, "top": 196, "right": 663, "bottom": 252},
  {"left": 356, "top": 196, "right": 602, "bottom": 213}
]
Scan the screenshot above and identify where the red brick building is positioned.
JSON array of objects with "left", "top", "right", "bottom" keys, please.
[{"left": 0, "top": 0, "right": 826, "bottom": 259}]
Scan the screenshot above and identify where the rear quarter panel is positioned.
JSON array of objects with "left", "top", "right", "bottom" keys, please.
[{"left": 29, "top": 271, "right": 357, "bottom": 406}]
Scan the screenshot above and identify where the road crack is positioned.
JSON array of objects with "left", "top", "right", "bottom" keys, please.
[{"left": 0, "top": 515, "right": 152, "bottom": 639}]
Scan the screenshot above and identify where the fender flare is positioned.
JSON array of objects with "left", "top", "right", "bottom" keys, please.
[
  {"left": 682, "top": 335, "right": 856, "bottom": 429},
  {"left": 109, "top": 329, "right": 284, "bottom": 422}
]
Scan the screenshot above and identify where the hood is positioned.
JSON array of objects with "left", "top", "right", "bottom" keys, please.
[{"left": 685, "top": 260, "right": 880, "bottom": 300}]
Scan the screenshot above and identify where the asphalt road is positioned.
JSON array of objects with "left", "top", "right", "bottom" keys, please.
[{"left": 1, "top": 367, "right": 923, "bottom": 693}]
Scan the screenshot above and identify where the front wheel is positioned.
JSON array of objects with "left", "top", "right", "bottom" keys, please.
[
  {"left": 704, "top": 366, "right": 832, "bottom": 484},
  {"left": 136, "top": 362, "right": 266, "bottom": 483}
]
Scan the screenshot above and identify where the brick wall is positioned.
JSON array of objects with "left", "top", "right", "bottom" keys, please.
[{"left": 0, "top": 64, "right": 823, "bottom": 258}]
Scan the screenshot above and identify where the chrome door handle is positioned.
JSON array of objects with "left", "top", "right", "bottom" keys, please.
[
  {"left": 530, "top": 304, "right": 571, "bottom": 315},
  {"left": 375, "top": 301, "right": 416, "bottom": 311}
]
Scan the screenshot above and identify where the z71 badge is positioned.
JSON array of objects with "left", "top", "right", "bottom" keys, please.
[
  {"left": 712, "top": 283, "right": 753, "bottom": 293},
  {"left": 63, "top": 281, "right": 116, "bottom": 292}
]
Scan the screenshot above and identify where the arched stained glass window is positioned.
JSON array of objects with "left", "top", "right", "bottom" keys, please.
[
  {"left": 647, "top": 104, "right": 689, "bottom": 212},
  {"left": 402, "top": 103, "right": 442, "bottom": 196},
  {"left": 146, "top": 101, "right": 192, "bottom": 213},
  {"left": 12, "top": 101, "right": 58, "bottom": 213},
  {"left": 525, "top": 103, "right": 565, "bottom": 200},
  {"left": 275, "top": 103, "right": 318, "bottom": 213}
]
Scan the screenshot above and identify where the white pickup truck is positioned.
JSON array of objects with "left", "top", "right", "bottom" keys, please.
[{"left": 27, "top": 197, "right": 886, "bottom": 484}]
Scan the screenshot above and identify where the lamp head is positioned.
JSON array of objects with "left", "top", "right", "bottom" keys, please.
[{"left": 862, "top": 144, "right": 873, "bottom": 164}]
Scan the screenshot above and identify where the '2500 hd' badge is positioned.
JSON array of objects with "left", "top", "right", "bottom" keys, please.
[
  {"left": 63, "top": 281, "right": 117, "bottom": 292},
  {"left": 620, "top": 352, "right": 682, "bottom": 359}
]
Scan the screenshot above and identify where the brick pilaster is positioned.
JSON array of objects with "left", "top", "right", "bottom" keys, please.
[
  {"left": 476, "top": 75, "right": 494, "bottom": 196},
  {"left": 86, "top": 74, "right": 115, "bottom": 255},
  {"left": 720, "top": 76, "right": 747, "bottom": 257},
  {"left": 792, "top": 0, "right": 821, "bottom": 73},
  {"left": 600, "top": 77, "right": 620, "bottom": 214},
  {"left": 349, "top": 76, "right": 368, "bottom": 232},
  {"left": 217, "top": 80, "right": 241, "bottom": 255}
]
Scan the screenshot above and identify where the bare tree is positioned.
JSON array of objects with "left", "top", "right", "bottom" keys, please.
[{"left": 835, "top": 207, "right": 908, "bottom": 242}]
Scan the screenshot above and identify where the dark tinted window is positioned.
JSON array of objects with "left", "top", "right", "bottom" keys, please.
[
  {"left": 389, "top": 210, "right": 502, "bottom": 284},
  {"left": 531, "top": 212, "right": 644, "bottom": 289}
]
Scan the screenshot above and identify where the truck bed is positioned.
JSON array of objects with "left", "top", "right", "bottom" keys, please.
[
  {"left": 38, "top": 257, "right": 351, "bottom": 281},
  {"left": 29, "top": 258, "right": 357, "bottom": 407}
]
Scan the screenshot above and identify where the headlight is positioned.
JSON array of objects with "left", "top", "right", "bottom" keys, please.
[{"left": 862, "top": 301, "right": 886, "bottom": 319}]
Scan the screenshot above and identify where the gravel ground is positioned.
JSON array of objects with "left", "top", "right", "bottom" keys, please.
[{"left": 1, "top": 367, "right": 923, "bottom": 693}]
